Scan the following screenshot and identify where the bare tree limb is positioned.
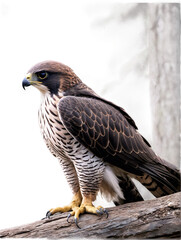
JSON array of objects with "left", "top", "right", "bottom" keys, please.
[{"left": 0, "top": 192, "right": 180, "bottom": 239}]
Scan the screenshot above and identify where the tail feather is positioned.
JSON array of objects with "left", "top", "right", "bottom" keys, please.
[
  {"left": 114, "top": 174, "right": 144, "bottom": 205},
  {"left": 136, "top": 173, "right": 169, "bottom": 197},
  {"left": 136, "top": 158, "right": 181, "bottom": 197}
]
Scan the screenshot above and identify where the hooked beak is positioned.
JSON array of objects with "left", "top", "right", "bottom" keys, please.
[
  {"left": 22, "top": 73, "right": 31, "bottom": 90},
  {"left": 22, "top": 78, "right": 31, "bottom": 90}
]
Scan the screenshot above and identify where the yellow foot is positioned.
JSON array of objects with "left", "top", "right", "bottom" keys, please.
[
  {"left": 67, "top": 197, "right": 108, "bottom": 228},
  {"left": 46, "top": 191, "right": 82, "bottom": 218},
  {"left": 45, "top": 193, "right": 108, "bottom": 229},
  {"left": 67, "top": 205, "right": 108, "bottom": 227}
]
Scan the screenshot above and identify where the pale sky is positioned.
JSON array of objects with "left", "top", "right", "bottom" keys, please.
[{"left": 0, "top": 0, "right": 156, "bottom": 229}]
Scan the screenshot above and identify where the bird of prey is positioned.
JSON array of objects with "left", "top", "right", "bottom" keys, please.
[{"left": 22, "top": 60, "right": 180, "bottom": 226}]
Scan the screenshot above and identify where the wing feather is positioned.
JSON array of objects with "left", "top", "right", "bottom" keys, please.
[{"left": 58, "top": 95, "right": 180, "bottom": 194}]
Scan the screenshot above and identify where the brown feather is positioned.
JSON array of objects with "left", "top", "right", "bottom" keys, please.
[{"left": 58, "top": 94, "right": 181, "bottom": 196}]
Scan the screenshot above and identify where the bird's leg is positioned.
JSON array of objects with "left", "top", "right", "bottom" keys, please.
[
  {"left": 64, "top": 155, "right": 108, "bottom": 227},
  {"left": 46, "top": 190, "right": 82, "bottom": 218}
]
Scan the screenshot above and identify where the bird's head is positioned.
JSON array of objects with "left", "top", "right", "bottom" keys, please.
[{"left": 22, "top": 60, "right": 81, "bottom": 95}]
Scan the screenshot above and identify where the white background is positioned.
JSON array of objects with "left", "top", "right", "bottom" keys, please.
[{"left": 0, "top": 0, "right": 176, "bottom": 230}]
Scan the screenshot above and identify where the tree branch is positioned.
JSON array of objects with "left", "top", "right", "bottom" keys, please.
[{"left": 0, "top": 192, "right": 180, "bottom": 239}]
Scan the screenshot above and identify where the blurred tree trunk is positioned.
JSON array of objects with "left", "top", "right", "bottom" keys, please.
[{"left": 149, "top": 4, "right": 180, "bottom": 167}]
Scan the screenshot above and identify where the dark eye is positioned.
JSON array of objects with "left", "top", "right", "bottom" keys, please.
[{"left": 37, "top": 71, "right": 48, "bottom": 80}]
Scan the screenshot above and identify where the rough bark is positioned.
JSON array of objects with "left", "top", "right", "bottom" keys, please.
[
  {"left": 149, "top": 4, "right": 180, "bottom": 167},
  {"left": 0, "top": 192, "right": 180, "bottom": 239}
]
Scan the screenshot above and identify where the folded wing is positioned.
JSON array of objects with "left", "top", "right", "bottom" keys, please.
[{"left": 58, "top": 96, "right": 180, "bottom": 197}]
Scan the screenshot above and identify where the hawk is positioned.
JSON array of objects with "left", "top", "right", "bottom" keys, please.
[{"left": 22, "top": 60, "right": 180, "bottom": 227}]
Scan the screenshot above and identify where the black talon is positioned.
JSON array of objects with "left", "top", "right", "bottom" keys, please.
[
  {"left": 103, "top": 209, "right": 109, "bottom": 218},
  {"left": 99, "top": 208, "right": 104, "bottom": 214},
  {"left": 96, "top": 209, "right": 103, "bottom": 216},
  {"left": 67, "top": 213, "right": 71, "bottom": 223},
  {"left": 46, "top": 211, "right": 52, "bottom": 219},
  {"left": 75, "top": 217, "right": 81, "bottom": 229}
]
